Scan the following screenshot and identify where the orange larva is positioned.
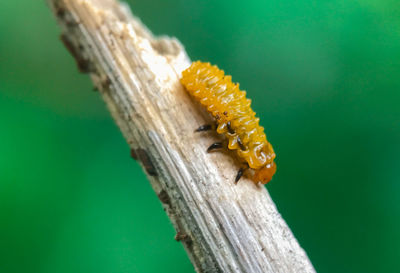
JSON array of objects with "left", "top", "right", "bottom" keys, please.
[{"left": 180, "top": 61, "right": 276, "bottom": 184}]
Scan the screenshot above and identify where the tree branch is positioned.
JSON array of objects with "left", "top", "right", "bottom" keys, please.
[{"left": 47, "top": 0, "right": 316, "bottom": 272}]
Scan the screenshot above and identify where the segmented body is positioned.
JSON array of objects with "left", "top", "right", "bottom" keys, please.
[{"left": 181, "top": 61, "right": 276, "bottom": 184}]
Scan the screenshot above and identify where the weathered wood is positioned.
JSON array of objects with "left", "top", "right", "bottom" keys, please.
[{"left": 47, "top": 0, "right": 316, "bottom": 272}]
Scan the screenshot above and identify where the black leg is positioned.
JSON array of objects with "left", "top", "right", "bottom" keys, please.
[
  {"left": 237, "top": 136, "right": 246, "bottom": 151},
  {"left": 235, "top": 167, "right": 247, "bottom": 184},
  {"left": 207, "top": 142, "right": 223, "bottom": 152},
  {"left": 195, "top": 124, "right": 212, "bottom": 132},
  {"left": 227, "top": 121, "right": 235, "bottom": 134}
]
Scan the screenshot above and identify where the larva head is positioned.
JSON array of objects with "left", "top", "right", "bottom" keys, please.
[{"left": 253, "top": 162, "right": 276, "bottom": 184}]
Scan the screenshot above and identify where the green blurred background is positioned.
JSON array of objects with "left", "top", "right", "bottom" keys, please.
[{"left": 1, "top": 0, "right": 399, "bottom": 272}]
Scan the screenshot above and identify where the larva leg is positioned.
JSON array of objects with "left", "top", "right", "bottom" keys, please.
[
  {"left": 237, "top": 136, "right": 246, "bottom": 151},
  {"left": 195, "top": 124, "right": 213, "bottom": 132},
  {"left": 227, "top": 121, "right": 235, "bottom": 134},
  {"left": 235, "top": 166, "right": 249, "bottom": 184},
  {"left": 207, "top": 142, "right": 223, "bottom": 152}
]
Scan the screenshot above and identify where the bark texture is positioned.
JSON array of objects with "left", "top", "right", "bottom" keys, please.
[{"left": 47, "top": 0, "right": 316, "bottom": 272}]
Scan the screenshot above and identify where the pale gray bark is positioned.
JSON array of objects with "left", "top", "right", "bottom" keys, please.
[{"left": 47, "top": 0, "right": 316, "bottom": 272}]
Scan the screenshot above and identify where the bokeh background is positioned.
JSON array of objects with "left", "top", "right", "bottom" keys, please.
[{"left": 1, "top": 0, "right": 399, "bottom": 272}]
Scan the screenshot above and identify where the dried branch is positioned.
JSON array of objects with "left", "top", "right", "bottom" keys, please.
[{"left": 47, "top": 0, "right": 316, "bottom": 272}]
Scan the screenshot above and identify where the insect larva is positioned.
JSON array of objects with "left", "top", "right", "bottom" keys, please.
[{"left": 180, "top": 61, "right": 276, "bottom": 184}]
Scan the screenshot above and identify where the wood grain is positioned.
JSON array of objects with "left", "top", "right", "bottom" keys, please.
[{"left": 47, "top": 0, "right": 316, "bottom": 272}]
